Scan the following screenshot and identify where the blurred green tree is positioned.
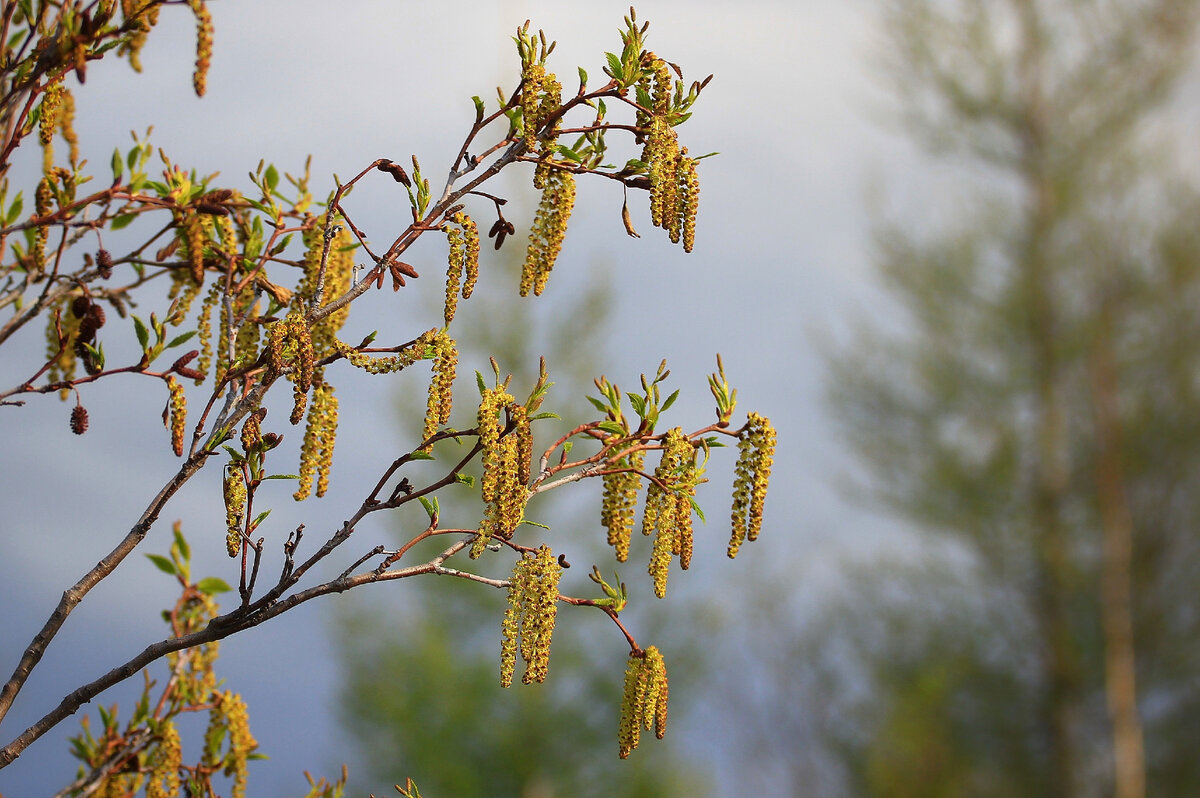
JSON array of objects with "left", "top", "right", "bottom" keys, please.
[{"left": 818, "top": 1, "right": 1200, "bottom": 796}]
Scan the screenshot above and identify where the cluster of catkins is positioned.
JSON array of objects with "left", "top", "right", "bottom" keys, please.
[
  {"left": 499, "top": 545, "right": 562, "bottom": 687},
  {"left": 618, "top": 646, "right": 669, "bottom": 759},
  {"left": 472, "top": 387, "right": 533, "bottom": 558}
]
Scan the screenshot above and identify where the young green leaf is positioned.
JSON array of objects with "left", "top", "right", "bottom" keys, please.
[
  {"left": 197, "top": 577, "right": 233, "bottom": 595},
  {"left": 146, "top": 553, "right": 177, "bottom": 576}
]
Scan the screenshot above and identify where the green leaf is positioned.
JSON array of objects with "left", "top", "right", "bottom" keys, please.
[
  {"left": 197, "top": 577, "right": 233, "bottom": 595},
  {"left": 528, "top": 411, "right": 560, "bottom": 421},
  {"left": 165, "top": 330, "right": 197, "bottom": 349},
  {"left": 475, "top": 370, "right": 488, "bottom": 396},
  {"left": 577, "top": 66, "right": 588, "bottom": 86},
  {"left": 132, "top": 316, "right": 149, "bottom": 351},
  {"left": 110, "top": 148, "right": 123, "bottom": 181},
  {"left": 598, "top": 420, "right": 627, "bottom": 435},
  {"left": 555, "top": 145, "right": 584, "bottom": 163},
  {"left": 262, "top": 473, "right": 300, "bottom": 480},
  {"left": 689, "top": 495, "right": 706, "bottom": 523},
  {"left": 454, "top": 473, "right": 476, "bottom": 488},
  {"left": 520, "top": 519, "right": 551, "bottom": 530},
  {"left": 604, "top": 51, "right": 624, "bottom": 81},
  {"left": 472, "top": 95, "right": 485, "bottom": 122},
  {"left": 418, "top": 495, "right": 439, "bottom": 521},
  {"left": 660, "top": 389, "right": 680, "bottom": 414},
  {"left": 146, "top": 553, "right": 177, "bottom": 576},
  {"left": 586, "top": 395, "right": 609, "bottom": 414},
  {"left": 409, "top": 450, "right": 435, "bottom": 461},
  {"left": 6, "top": 191, "right": 23, "bottom": 225},
  {"left": 173, "top": 527, "right": 190, "bottom": 562},
  {"left": 111, "top": 213, "right": 136, "bottom": 230},
  {"left": 250, "top": 509, "right": 272, "bottom": 529},
  {"left": 628, "top": 393, "right": 646, "bottom": 417},
  {"left": 264, "top": 163, "right": 280, "bottom": 191}
]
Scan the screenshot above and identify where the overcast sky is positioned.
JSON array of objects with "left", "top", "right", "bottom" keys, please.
[{"left": 0, "top": 1, "right": 930, "bottom": 793}]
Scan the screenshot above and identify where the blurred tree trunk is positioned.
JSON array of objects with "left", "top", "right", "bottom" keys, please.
[
  {"left": 801, "top": 1, "right": 1200, "bottom": 795},
  {"left": 1089, "top": 296, "right": 1144, "bottom": 798}
]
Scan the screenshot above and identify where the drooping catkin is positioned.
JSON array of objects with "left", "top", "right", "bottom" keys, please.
[
  {"left": 473, "top": 388, "right": 525, "bottom": 558},
  {"left": 602, "top": 448, "right": 645, "bottom": 562},
  {"left": 145, "top": 721, "right": 181, "bottom": 798},
  {"left": 266, "top": 313, "right": 314, "bottom": 425},
  {"left": 729, "top": 412, "right": 776, "bottom": 558},
  {"left": 642, "top": 428, "right": 698, "bottom": 598},
  {"left": 186, "top": 0, "right": 213, "bottom": 97},
  {"left": 520, "top": 167, "right": 575, "bottom": 297},
  {"left": 500, "top": 546, "right": 562, "bottom": 687},
  {"left": 421, "top": 331, "right": 458, "bottom": 447},
  {"left": 223, "top": 467, "right": 246, "bottom": 557},
  {"left": 295, "top": 381, "right": 338, "bottom": 501},
  {"left": 165, "top": 376, "right": 187, "bottom": 456},
  {"left": 618, "top": 645, "right": 669, "bottom": 758}
]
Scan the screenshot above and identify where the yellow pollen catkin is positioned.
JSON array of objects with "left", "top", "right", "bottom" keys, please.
[
  {"left": 729, "top": 412, "right": 776, "bottom": 558},
  {"left": 223, "top": 467, "right": 246, "bottom": 557},
  {"left": 618, "top": 645, "right": 669, "bottom": 758},
  {"left": 500, "top": 545, "right": 562, "bottom": 687},
  {"left": 520, "top": 168, "right": 575, "bottom": 296},
  {"left": 166, "top": 376, "right": 187, "bottom": 456}
]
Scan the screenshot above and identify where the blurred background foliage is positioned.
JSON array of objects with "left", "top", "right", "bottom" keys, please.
[{"left": 333, "top": 1, "right": 1200, "bottom": 796}]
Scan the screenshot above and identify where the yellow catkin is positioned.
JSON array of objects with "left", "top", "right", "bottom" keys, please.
[
  {"left": 618, "top": 646, "right": 670, "bottom": 758},
  {"left": 729, "top": 412, "right": 776, "bottom": 558},
  {"left": 473, "top": 388, "right": 521, "bottom": 558},
  {"left": 267, "top": 314, "right": 314, "bottom": 424},
  {"left": 643, "top": 116, "right": 679, "bottom": 231},
  {"left": 500, "top": 546, "right": 561, "bottom": 686},
  {"left": 166, "top": 376, "right": 187, "bottom": 456},
  {"left": 232, "top": 296, "right": 260, "bottom": 366},
  {"left": 39, "top": 81, "right": 62, "bottom": 147},
  {"left": 443, "top": 224, "right": 463, "bottom": 326},
  {"left": 58, "top": 87, "right": 78, "bottom": 166},
  {"left": 521, "top": 62, "right": 545, "bottom": 151},
  {"left": 120, "top": 0, "right": 161, "bottom": 72},
  {"left": 333, "top": 330, "right": 432, "bottom": 375},
  {"left": 679, "top": 154, "right": 699, "bottom": 253},
  {"left": 520, "top": 168, "right": 575, "bottom": 296},
  {"left": 145, "top": 722, "right": 181, "bottom": 798},
  {"left": 460, "top": 214, "right": 480, "bottom": 298},
  {"left": 31, "top": 176, "right": 54, "bottom": 277},
  {"left": 195, "top": 281, "right": 219, "bottom": 384},
  {"left": 421, "top": 331, "right": 457, "bottom": 447},
  {"left": 642, "top": 429, "right": 696, "bottom": 599},
  {"left": 223, "top": 467, "right": 246, "bottom": 557},
  {"left": 443, "top": 212, "right": 479, "bottom": 315},
  {"left": 181, "top": 212, "right": 208, "bottom": 285},
  {"left": 240, "top": 410, "right": 262, "bottom": 453},
  {"left": 187, "top": 0, "right": 213, "bottom": 97},
  {"left": 602, "top": 449, "right": 644, "bottom": 563},
  {"left": 221, "top": 692, "right": 257, "bottom": 798},
  {"left": 295, "top": 381, "right": 338, "bottom": 501}
]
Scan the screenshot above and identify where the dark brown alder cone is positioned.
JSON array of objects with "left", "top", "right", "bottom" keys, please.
[{"left": 70, "top": 404, "right": 89, "bottom": 434}]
